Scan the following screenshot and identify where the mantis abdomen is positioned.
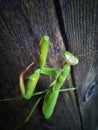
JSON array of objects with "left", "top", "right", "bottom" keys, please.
[{"left": 42, "top": 64, "right": 70, "bottom": 119}]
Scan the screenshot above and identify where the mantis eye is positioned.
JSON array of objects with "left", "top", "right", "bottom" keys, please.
[{"left": 64, "top": 51, "right": 79, "bottom": 65}]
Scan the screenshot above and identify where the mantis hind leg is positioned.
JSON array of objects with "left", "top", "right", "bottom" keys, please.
[
  {"left": 59, "top": 87, "right": 76, "bottom": 92},
  {"left": 0, "top": 89, "right": 48, "bottom": 102},
  {"left": 13, "top": 97, "right": 42, "bottom": 130}
]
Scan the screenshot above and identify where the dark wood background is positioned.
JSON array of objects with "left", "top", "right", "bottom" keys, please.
[{"left": 0, "top": 0, "right": 98, "bottom": 130}]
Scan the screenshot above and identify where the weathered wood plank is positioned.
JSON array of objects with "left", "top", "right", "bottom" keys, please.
[
  {"left": 58, "top": 0, "right": 98, "bottom": 130},
  {"left": 0, "top": 0, "right": 81, "bottom": 130},
  {"left": 1, "top": 0, "right": 98, "bottom": 130},
  {"left": 0, "top": 0, "right": 98, "bottom": 130}
]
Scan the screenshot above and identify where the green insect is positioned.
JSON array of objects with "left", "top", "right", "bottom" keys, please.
[
  {"left": 0, "top": 36, "right": 78, "bottom": 129},
  {"left": 42, "top": 52, "right": 78, "bottom": 119},
  {"left": 18, "top": 35, "right": 78, "bottom": 126}
]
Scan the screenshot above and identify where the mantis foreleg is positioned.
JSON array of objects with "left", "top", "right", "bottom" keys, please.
[{"left": 19, "top": 62, "right": 40, "bottom": 100}]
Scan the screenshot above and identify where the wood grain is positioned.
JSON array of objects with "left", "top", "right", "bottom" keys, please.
[
  {"left": 58, "top": 0, "right": 98, "bottom": 130},
  {"left": 0, "top": 0, "right": 98, "bottom": 130}
]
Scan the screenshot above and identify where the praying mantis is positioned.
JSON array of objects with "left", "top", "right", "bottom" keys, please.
[
  {"left": 0, "top": 36, "right": 79, "bottom": 129},
  {"left": 19, "top": 35, "right": 79, "bottom": 120}
]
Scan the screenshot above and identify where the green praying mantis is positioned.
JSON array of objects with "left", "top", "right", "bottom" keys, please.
[
  {"left": 19, "top": 35, "right": 79, "bottom": 120},
  {"left": 0, "top": 36, "right": 79, "bottom": 129}
]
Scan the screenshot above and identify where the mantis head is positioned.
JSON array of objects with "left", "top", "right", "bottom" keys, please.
[{"left": 64, "top": 51, "right": 79, "bottom": 65}]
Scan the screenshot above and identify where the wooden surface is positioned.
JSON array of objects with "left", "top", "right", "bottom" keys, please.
[{"left": 0, "top": 0, "right": 98, "bottom": 130}]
